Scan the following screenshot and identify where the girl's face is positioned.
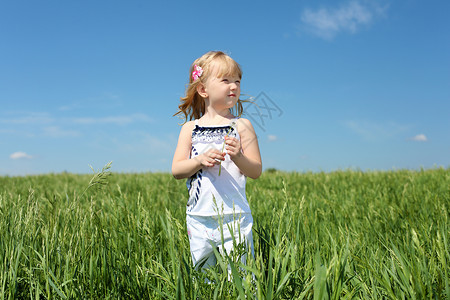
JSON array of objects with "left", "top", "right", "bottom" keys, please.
[{"left": 202, "top": 64, "right": 241, "bottom": 110}]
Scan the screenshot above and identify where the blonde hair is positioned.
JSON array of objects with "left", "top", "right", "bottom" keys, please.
[{"left": 174, "top": 51, "right": 245, "bottom": 123}]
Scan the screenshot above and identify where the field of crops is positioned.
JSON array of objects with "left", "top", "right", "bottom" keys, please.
[{"left": 0, "top": 166, "right": 448, "bottom": 299}]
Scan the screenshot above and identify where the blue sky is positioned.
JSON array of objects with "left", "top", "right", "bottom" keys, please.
[{"left": 1, "top": 0, "right": 449, "bottom": 175}]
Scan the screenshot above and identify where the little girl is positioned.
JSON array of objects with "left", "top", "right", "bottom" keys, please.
[{"left": 172, "top": 51, "right": 262, "bottom": 271}]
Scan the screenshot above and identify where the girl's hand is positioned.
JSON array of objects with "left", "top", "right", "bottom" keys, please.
[
  {"left": 197, "top": 149, "right": 225, "bottom": 168},
  {"left": 225, "top": 136, "right": 242, "bottom": 161}
]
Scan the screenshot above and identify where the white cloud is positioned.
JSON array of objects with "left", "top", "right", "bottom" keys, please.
[
  {"left": 1, "top": 112, "right": 153, "bottom": 127},
  {"left": 410, "top": 134, "right": 428, "bottom": 142},
  {"left": 299, "top": 0, "right": 388, "bottom": 39},
  {"left": 10, "top": 152, "right": 33, "bottom": 160},
  {"left": 268, "top": 135, "right": 278, "bottom": 142},
  {"left": 59, "top": 93, "right": 123, "bottom": 111},
  {"left": 43, "top": 126, "right": 81, "bottom": 138},
  {"left": 0, "top": 112, "right": 53, "bottom": 124},
  {"left": 105, "top": 131, "right": 173, "bottom": 155},
  {"left": 59, "top": 103, "right": 82, "bottom": 111},
  {"left": 72, "top": 113, "right": 153, "bottom": 125},
  {"left": 344, "top": 120, "right": 410, "bottom": 141}
]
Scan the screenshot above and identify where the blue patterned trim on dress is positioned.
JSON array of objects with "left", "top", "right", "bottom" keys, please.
[
  {"left": 190, "top": 145, "right": 199, "bottom": 158},
  {"left": 192, "top": 125, "right": 237, "bottom": 144},
  {"left": 186, "top": 169, "right": 202, "bottom": 212}
]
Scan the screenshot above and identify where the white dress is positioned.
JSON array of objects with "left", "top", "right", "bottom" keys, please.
[
  {"left": 185, "top": 118, "right": 254, "bottom": 268},
  {"left": 186, "top": 118, "right": 251, "bottom": 216}
]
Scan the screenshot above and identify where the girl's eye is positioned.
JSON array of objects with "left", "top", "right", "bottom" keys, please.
[{"left": 221, "top": 79, "right": 240, "bottom": 84}]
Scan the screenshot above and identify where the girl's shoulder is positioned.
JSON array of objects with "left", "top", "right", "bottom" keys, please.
[
  {"left": 182, "top": 120, "right": 196, "bottom": 129},
  {"left": 234, "top": 117, "right": 257, "bottom": 137},
  {"left": 235, "top": 117, "right": 254, "bottom": 129},
  {"left": 179, "top": 120, "right": 197, "bottom": 136}
]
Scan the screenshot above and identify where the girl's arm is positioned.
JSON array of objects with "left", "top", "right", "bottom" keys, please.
[
  {"left": 225, "top": 118, "right": 262, "bottom": 179},
  {"left": 172, "top": 121, "right": 225, "bottom": 179}
]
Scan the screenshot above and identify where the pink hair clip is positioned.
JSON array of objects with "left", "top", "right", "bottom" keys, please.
[{"left": 192, "top": 65, "right": 203, "bottom": 81}]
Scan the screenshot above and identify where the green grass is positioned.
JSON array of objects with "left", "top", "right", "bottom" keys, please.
[{"left": 0, "top": 166, "right": 448, "bottom": 299}]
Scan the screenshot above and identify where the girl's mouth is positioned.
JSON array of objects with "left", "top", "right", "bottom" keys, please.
[{"left": 229, "top": 94, "right": 236, "bottom": 97}]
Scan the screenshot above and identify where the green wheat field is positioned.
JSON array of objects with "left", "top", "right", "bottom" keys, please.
[{"left": 0, "top": 165, "right": 448, "bottom": 299}]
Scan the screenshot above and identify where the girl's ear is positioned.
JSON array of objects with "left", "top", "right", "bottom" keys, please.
[{"left": 197, "top": 83, "right": 208, "bottom": 98}]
